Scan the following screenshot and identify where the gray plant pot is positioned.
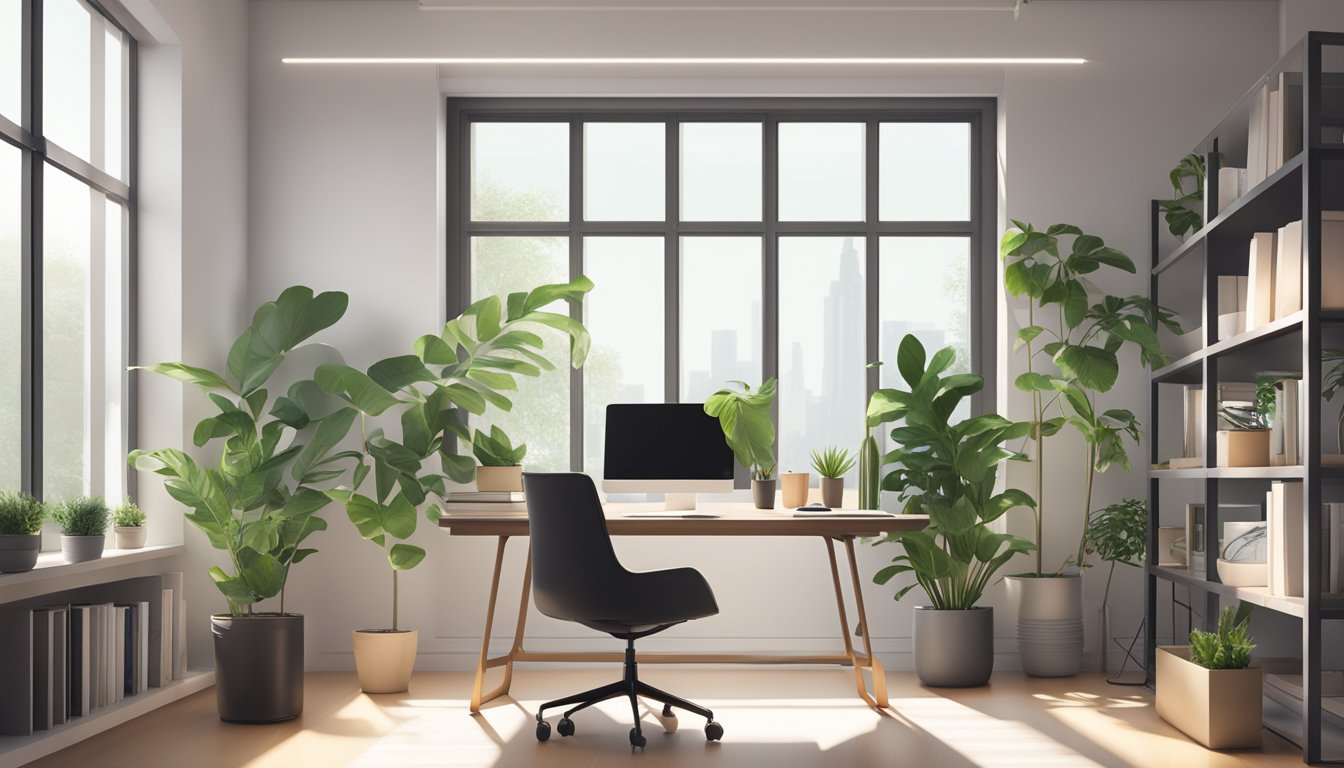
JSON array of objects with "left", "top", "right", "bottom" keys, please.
[
  {"left": 913, "top": 606, "right": 994, "bottom": 687},
  {"left": 751, "top": 478, "right": 776, "bottom": 509},
  {"left": 0, "top": 534, "right": 40, "bottom": 573},
  {"left": 1005, "top": 574, "right": 1083, "bottom": 677},
  {"left": 820, "top": 477, "right": 844, "bottom": 509},
  {"left": 60, "top": 534, "right": 105, "bottom": 564},
  {"left": 212, "top": 613, "right": 304, "bottom": 723}
]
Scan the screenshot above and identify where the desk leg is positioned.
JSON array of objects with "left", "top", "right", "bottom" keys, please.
[
  {"left": 824, "top": 536, "right": 888, "bottom": 709},
  {"left": 844, "top": 537, "right": 889, "bottom": 708},
  {"left": 471, "top": 535, "right": 512, "bottom": 713}
]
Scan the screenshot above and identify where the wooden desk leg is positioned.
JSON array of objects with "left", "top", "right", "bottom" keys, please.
[
  {"left": 470, "top": 535, "right": 511, "bottom": 713},
  {"left": 498, "top": 547, "right": 534, "bottom": 698},
  {"left": 844, "top": 536, "right": 889, "bottom": 708},
  {"left": 823, "top": 536, "right": 858, "bottom": 665}
]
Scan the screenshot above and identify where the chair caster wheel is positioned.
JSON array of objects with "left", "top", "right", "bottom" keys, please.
[
  {"left": 536, "top": 720, "right": 551, "bottom": 742},
  {"left": 629, "top": 727, "right": 647, "bottom": 748},
  {"left": 662, "top": 704, "right": 675, "bottom": 717},
  {"left": 705, "top": 721, "right": 724, "bottom": 741},
  {"left": 557, "top": 717, "right": 575, "bottom": 737}
]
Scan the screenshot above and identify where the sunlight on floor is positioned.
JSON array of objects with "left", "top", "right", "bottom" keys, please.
[{"left": 893, "top": 696, "right": 1107, "bottom": 767}]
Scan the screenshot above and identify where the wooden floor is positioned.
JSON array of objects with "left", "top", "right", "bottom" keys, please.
[{"left": 29, "top": 669, "right": 1310, "bottom": 768}]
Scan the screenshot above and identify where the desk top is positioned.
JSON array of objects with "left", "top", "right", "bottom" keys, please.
[{"left": 437, "top": 501, "right": 928, "bottom": 537}]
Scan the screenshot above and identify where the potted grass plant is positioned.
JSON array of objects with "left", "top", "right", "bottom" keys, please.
[
  {"left": 705, "top": 379, "right": 777, "bottom": 509},
  {"left": 0, "top": 490, "right": 46, "bottom": 573},
  {"left": 112, "top": 500, "right": 147, "bottom": 549},
  {"left": 810, "top": 446, "right": 855, "bottom": 509},
  {"left": 1156, "top": 604, "right": 1261, "bottom": 749},
  {"left": 472, "top": 426, "right": 526, "bottom": 493},
  {"left": 870, "top": 336, "right": 1037, "bottom": 687},
  {"left": 51, "top": 497, "right": 109, "bottom": 564}
]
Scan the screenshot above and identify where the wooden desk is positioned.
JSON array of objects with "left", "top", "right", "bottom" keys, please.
[{"left": 438, "top": 502, "right": 927, "bottom": 713}]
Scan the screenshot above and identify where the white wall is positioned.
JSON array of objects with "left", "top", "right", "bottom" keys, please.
[{"left": 236, "top": 0, "right": 1283, "bottom": 672}]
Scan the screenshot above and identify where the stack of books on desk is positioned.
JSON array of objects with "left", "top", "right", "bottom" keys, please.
[{"left": 443, "top": 491, "right": 527, "bottom": 513}]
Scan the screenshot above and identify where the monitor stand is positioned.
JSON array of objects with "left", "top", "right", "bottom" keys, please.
[{"left": 664, "top": 493, "right": 698, "bottom": 511}]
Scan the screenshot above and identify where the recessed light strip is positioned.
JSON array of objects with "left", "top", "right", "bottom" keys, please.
[{"left": 281, "top": 56, "right": 1086, "bottom": 65}]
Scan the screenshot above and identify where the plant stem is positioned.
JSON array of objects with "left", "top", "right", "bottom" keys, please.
[
  {"left": 1101, "top": 560, "right": 1115, "bottom": 615},
  {"left": 280, "top": 587, "right": 286, "bottom": 615},
  {"left": 1027, "top": 300, "right": 1045, "bottom": 575},
  {"left": 1072, "top": 441, "right": 1097, "bottom": 571}
]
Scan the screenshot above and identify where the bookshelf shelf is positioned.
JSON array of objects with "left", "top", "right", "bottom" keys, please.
[
  {"left": 1148, "top": 566, "right": 1344, "bottom": 620},
  {"left": 0, "top": 546, "right": 183, "bottom": 606}
]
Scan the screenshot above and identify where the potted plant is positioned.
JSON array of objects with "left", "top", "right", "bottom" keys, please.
[
  {"left": 130, "top": 286, "right": 355, "bottom": 722},
  {"left": 317, "top": 277, "right": 593, "bottom": 694},
  {"left": 1000, "top": 222, "right": 1181, "bottom": 676},
  {"left": 0, "top": 490, "right": 46, "bottom": 573},
  {"left": 1156, "top": 604, "right": 1261, "bottom": 749},
  {"left": 870, "top": 335, "right": 1036, "bottom": 687},
  {"left": 51, "top": 497, "right": 109, "bottom": 564},
  {"left": 810, "top": 446, "right": 855, "bottom": 509},
  {"left": 704, "top": 379, "right": 777, "bottom": 509},
  {"left": 472, "top": 426, "right": 526, "bottom": 493},
  {"left": 112, "top": 500, "right": 147, "bottom": 549},
  {"left": 1082, "top": 499, "right": 1146, "bottom": 672},
  {"left": 1157, "top": 153, "right": 1206, "bottom": 238}
]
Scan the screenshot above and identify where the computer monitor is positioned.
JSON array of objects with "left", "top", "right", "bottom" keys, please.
[{"left": 602, "top": 403, "right": 735, "bottom": 510}]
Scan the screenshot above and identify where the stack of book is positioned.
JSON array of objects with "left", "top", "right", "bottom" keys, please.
[
  {"left": 442, "top": 491, "right": 526, "bottom": 513},
  {"left": 1265, "top": 482, "right": 1344, "bottom": 597},
  {"left": 1244, "top": 214, "right": 1344, "bottom": 333},
  {"left": 1246, "top": 71, "right": 1302, "bottom": 191}
]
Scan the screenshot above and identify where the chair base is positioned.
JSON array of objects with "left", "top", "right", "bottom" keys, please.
[{"left": 535, "top": 638, "right": 722, "bottom": 748}]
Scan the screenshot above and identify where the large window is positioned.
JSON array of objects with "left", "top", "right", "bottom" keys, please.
[
  {"left": 1, "top": 0, "right": 134, "bottom": 503},
  {"left": 448, "top": 99, "right": 993, "bottom": 489}
]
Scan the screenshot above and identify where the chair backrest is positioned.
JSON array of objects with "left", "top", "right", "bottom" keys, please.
[{"left": 522, "top": 472, "right": 629, "bottom": 623}]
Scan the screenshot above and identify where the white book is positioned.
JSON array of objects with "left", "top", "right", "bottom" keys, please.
[
  {"left": 1246, "top": 231, "right": 1278, "bottom": 329},
  {"left": 51, "top": 608, "right": 66, "bottom": 726},
  {"left": 105, "top": 604, "right": 115, "bottom": 706},
  {"left": 1281, "top": 481, "right": 1305, "bottom": 597},
  {"left": 159, "top": 590, "right": 173, "bottom": 687},
  {"left": 163, "top": 572, "right": 187, "bottom": 680},
  {"left": 1248, "top": 83, "right": 1269, "bottom": 189},
  {"left": 1269, "top": 487, "right": 1282, "bottom": 595},
  {"left": 1287, "top": 379, "right": 1300, "bottom": 466},
  {"left": 89, "top": 605, "right": 101, "bottom": 709},
  {"left": 1217, "top": 166, "right": 1243, "bottom": 214},
  {"left": 32, "top": 610, "right": 53, "bottom": 731},
  {"left": 1268, "top": 86, "right": 1282, "bottom": 174},
  {"left": 137, "top": 601, "right": 149, "bottom": 693},
  {"left": 113, "top": 607, "right": 124, "bottom": 703},
  {"left": 1184, "top": 385, "right": 1204, "bottom": 459},
  {"left": 1274, "top": 220, "right": 1303, "bottom": 319},
  {"left": 1324, "top": 212, "right": 1344, "bottom": 309},
  {"left": 1281, "top": 71, "right": 1303, "bottom": 164}
]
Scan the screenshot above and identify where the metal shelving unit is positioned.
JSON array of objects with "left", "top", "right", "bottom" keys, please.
[{"left": 1145, "top": 32, "right": 1344, "bottom": 764}]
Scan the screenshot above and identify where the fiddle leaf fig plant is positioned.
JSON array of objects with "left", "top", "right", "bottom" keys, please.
[
  {"left": 704, "top": 378, "right": 777, "bottom": 481},
  {"left": 318, "top": 276, "right": 593, "bottom": 631},
  {"left": 130, "top": 286, "right": 354, "bottom": 616},
  {"left": 1158, "top": 153, "right": 1206, "bottom": 237}
]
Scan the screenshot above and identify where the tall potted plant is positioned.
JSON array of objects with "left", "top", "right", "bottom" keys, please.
[
  {"left": 870, "top": 336, "right": 1036, "bottom": 687},
  {"left": 1000, "top": 222, "right": 1179, "bottom": 676},
  {"left": 317, "top": 277, "right": 592, "bottom": 694},
  {"left": 704, "top": 379, "right": 777, "bottom": 509},
  {"left": 0, "top": 490, "right": 46, "bottom": 573},
  {"left": 130, "top": 286, "right": 355, "bottom": 722}
]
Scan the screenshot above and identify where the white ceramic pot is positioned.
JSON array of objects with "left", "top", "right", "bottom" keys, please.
[
  {"left": 114, "top": 525, "right": 147, "bottom": 550},
  {"left": 1005, "top": 574, "right": 1083, "bottom": 677},
  {"left": 353, "top": 629, "right": 418, "bottom": 694},
  {"left": 476, "top": 466, "right": 522, "bottom": 493}
]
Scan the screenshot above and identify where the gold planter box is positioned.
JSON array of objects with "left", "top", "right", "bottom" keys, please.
[{"left": 1155, "top": 646, "right": 1263, "bottom": 749}]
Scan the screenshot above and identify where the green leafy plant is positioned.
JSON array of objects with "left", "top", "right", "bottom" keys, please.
[
  {"left": 50, "top": 496, "right": 110, "bottom": 537},
  {"left": 1001, "top": 222, "right": 1181, "bottom": 574},
  {"left": 130, "top": 286, "right": 354, "bottom": 617},
  {"left": 0, "top": 491, "right": 46, "bottom": 535},
  {"left": 112, "top": 501, "right": 146, "bottom": 528},
  {"left": 810, "top": 446, "right": 856, "bottom": 479},
  {"left": 1219, "top": 373, "right": 1298, "bottom": 431},
  {"left": 319, "top": 277, "right": 592, "bottom": 631},
  {"left": 1083, "top": 498, "right": 1146, "bottom": 615},
  {"left": 472, "top": 426, "right": 527, "bottom": 467},
  {"left": 1189, "top": 603, "right": 1255, "bottom": 670},
  {"left": 704, "top": 379, "right": 777, "bottom": 481},
  {"left": 1158, "top": 153, "right": 1206, "bottom": 237},
  {"left": 869, "top": 336, "right": 1037, "bottom": 609}
]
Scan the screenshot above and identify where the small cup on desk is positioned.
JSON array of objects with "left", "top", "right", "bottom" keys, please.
[{"left": 781, "top": 472, "right": 810, "bottom": 508}]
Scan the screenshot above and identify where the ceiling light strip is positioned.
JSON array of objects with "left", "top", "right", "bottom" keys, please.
[{"left": 281, "top": 57, "right": 1085, "bottom": 65}]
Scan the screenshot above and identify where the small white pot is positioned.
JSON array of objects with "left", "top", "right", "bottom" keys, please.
[
  {"left": 353, "top": 629, "right": 418, "bottom": 694},
  {"left": 114, "top": 525, "right": 147, "bottom": 550},
  {"left": 476, "top": 466, "right": 522, "bottom": 493}
]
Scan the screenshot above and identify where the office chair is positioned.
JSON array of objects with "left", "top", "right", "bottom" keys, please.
[{"left": 522, "top": 472, "right": 724, "bottom": 749}]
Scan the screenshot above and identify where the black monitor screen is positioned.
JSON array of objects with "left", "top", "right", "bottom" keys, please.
[{"left": 603, "top": 404, "right": 734, "bottom": 480}]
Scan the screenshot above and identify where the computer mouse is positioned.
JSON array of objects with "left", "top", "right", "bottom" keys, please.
[{"left": 796, "top": 504, "right": 831, "bottom": 511}]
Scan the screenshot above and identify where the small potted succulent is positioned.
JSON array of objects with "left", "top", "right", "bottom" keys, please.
[
  {"left": 112, "top": 501, "right": 147, "bottom": 549},
  {"left": 50, "top": 496, "right": 109, "bottom": 564},
  {"left": 1156, "top": 604, "right": 1261, "bottom": 749},
  {"left": 472, "top": 426, "right": 526, "bottom": 493},
  {"left": 810, "top": 446, "right": 855, "bottom": 509},
  {"left": 0, "top": 490, "right": 46, "bottom": 573}
]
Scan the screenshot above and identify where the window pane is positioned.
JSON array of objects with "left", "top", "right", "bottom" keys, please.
[
  {"left": 0, "top": 0, "right": 19, "bottom": 122},
  {"left": 880, "top": 123, "right": 970, "bottom": 221},
  {"left": 470, "top": 236, "right": 570, "bottom": 471},
  {"left": 584, "top": 123, "right": 663, "bottom": 221},
  {"left": 680, "top": 237, "right": 761, "bottom": 404},
  {"left": 778, "top": 237, "right": 866, "bottom": 483},
  {"left": 102, "top": 199, "right": 125, "bottom": 502},
  {"left": 44, "top": 165, "right": 95, "bottom": 500},
  {"left": 471, "top": 123, "right": 568, "bottom": 222},
  {"left": 582, "top": 238, "right": 664, "bottom": 478},
  {"left": 680, "top": 123, "right": 761, "bottom": 221},
  {"left": 778, "top": 123, "right": 864, "bottom": 222},
  {"left": 879, "top": 237, "right": 972, "bottom": 403},
  {"left": 43, "top": 0, "right": 92, "bottom": 162},
  {"left": 104, "top": 27, "right": 125, "bottom": 180},
  {"left": 0, "top": 144, "right": 18, "bottom": 490}
]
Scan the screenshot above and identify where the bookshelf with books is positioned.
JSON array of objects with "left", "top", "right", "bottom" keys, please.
[{"left": 1147, "top": 32, "right": 1344, "bottom": 764}]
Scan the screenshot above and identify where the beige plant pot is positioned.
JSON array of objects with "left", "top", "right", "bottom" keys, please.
[
  {"left": 114, "top": 525, "right": 147, "bottom": 549},
  {"left": 476, "top": 465, "right": 522, "bottom": 493},
  {"left": 819, "top": 477, "right": 844, "bottom": 509},
  {"left": 353, "top": 629, "right": 419, "bottom": 694},
  {"left": 1155, "top": 646, "right": 1262, "bottom": 749},
  {"left": 781, "top": 472, "right": 809, "bottom": 508}
]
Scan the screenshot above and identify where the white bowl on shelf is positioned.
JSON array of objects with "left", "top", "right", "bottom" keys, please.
[{"left": 1216, "top": 558, "right": 1268, "bottom": 588}]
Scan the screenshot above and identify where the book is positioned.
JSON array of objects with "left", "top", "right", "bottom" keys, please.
[
  {"left": 1270, "top": 481, "right": 1305, "bottom": 597},
  {"left": 1268, "top": 86, "right": 1281, "bottom": 175},
  {"left": 1246, "top": 231, "right": 1277, "bottom": 329},
  {"left": 1268, "top": 488, "right": 1280, "bottom": 594},
  {"left": 68, "top": 605, "right": 90, "bottom": 717},
  {"left": 1217, "top": 166, "right": 1243, "bottom": 214},
  {"left": 51, "top": 608, "right": 67, "bottom": 726},
  {"left": 160, "top": 590, "right": 174, "bottom": 687},
  {"left": 32, "top": 609, "right": 53, "bottom": 730},
  {"left": 1324, "top": 212, "right": 1344, "bottom": 309},
  {"left": 137, "top": 600, "right": 149, "bottom": 692},
  {"left": 113, "top": 606, "right": 125, "bottom": 703},
  {"left": 443, "top": 501, "right": 527, "bottom": 513},
  {"left": 1280, "top": 71, "right": 1304, "bottom": 166},
  {"left": 1248, "top": 83, "right": 1269, "bottom": 189},
  {"left": 445, "top": 491, "right": 525, "bottom": 503},
  {"left": 163, "top": 572, "right": 187, "bottom": 680},
  {"left": 1274, "top": 220, "right": 1302, "bottom": 319},
  {"left": 1183, "top": 385, "right": 1204, "bottom": 460}
]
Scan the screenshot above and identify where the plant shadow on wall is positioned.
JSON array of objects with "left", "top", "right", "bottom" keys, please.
[{"left": 999, "top": 222, "right": 1182, "bottom": 677}]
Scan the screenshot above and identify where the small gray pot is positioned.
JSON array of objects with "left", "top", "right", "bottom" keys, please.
[
  {"left": 913, "top": 606, "right": 994, "bottom": 687},
  {"left": 751, "top": 478, "right": 776, "bottom": 509},
  {"left": 0, "top": 534, "right": 40, "bottom": 573},
  {"left": 60, "top": 534, "right": 106, "bottom": 564},
  {"left": 820, "top": 477, "right": 844, "bottom": 509}
]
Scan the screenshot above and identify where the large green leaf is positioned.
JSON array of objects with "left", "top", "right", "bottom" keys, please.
[
  {"left": 896, "top": 335, "right": 926, "bottom": 388},
  {"left": 291, "top": 407, "right": 357, "bottom": 483},
  {"left": 134, "top": 362, "right": 235, "bottom": 394},
  {"left": 1054, "top": 344, "right": 1119, "bottom": 393},
  {"left": 368, "top": 355, "right": 438, "bottom": 392},
  {"left": 315, "top": 364, "right": 402, "bottom": 416},
  {"left": 226, "top": 287, "right": 349, "bottom": 395},
  {"left": 388, "top": 543, "right": 427, "bottom": 571}
]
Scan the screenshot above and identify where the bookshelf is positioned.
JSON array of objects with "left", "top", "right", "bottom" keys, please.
[{"left": 1146, "top": 31, "right": 1344, "bottom": 764}]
